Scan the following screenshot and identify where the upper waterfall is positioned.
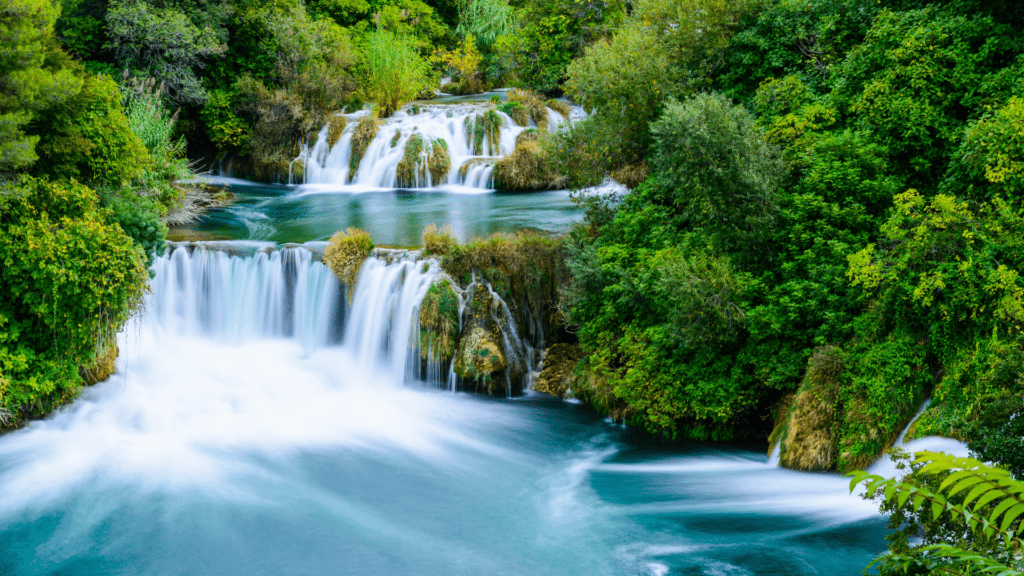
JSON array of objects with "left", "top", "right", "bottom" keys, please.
[{"left": 297, "top": 100, "right": 581, "bottom": 190}]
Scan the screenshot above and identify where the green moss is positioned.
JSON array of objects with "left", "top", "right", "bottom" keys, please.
[
  {"left": 508, "top": 89, "right": 549, "bottom": 131},
  {"left": 429, "top": 139, "right": 451, "bottom": 183},
  {"left": 464, "top": 110, "right": 502, "bottom": 155},
  {"left": 396, "top": 134, "right": 426, "bottom": 187},
  {"left": 419, "top": 280, "right": 460, "bottom": 362},
  {"left": 390, "top": 129, "right": 401, "bottom": 148},
  {"left": 349, "top": 114, "right": 380, "bottom": 174},
  {"left": 498, "top": 101, "right": 527, "bottom": 126}
]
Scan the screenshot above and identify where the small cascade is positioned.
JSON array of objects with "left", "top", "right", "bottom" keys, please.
[
  {"left": 151, "top": 245, "right": 344, "bottom": 349},
  {"left": 344, "top": 255, "right": 439, "bottom": 382},
  {"left": 299, "top": 101, "right": 578, "bottom": 190}
]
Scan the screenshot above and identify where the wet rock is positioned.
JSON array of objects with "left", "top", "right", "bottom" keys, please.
[
  {"left": 533, "top": 344, "right": 582, "bottom": 398},
  {"left": 453, "top": 284, "right": 508, "bottom": 395}
]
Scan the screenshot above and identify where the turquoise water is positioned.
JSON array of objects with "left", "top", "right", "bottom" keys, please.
[
  {"left": 0, "top": 184, "right": 889, "bottom": 575},
  {"left": 172, "top": 180, "right": 585, "bottom": 245}
]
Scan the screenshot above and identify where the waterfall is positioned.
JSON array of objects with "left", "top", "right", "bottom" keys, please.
[
  {"left": 152, "top": 244, "right": 439, "bottom": 384},
  {"left": 298, "top": 102, "right": 579, "bottom": 190}
]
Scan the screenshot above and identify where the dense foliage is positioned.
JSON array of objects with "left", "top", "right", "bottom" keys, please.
[
  {"left": 556, "top": 0, "right": 1024, "bottom": 479},
  {"left": 851, "top": 451, "right": 1024, "bottom": 574}
]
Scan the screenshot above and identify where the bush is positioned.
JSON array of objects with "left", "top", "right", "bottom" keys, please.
[
  {"left": 650, "top": 93, "right": 785, "bottom": 252},
  {"left": 33, "top": 72, "right": 152, "bottom": 187},
  {"left": 324, "top": 227, "right": 374, "bottom": 288},
  {"left": 359, "top": 30, "right": 430, "bottom": 117},
  {"left": 0, "top": 177, "right": 148, "bottom": 422}
]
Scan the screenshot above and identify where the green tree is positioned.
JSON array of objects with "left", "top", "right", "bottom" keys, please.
[
  {"left": 105, "top": 0, "right": 225, "bottom": 103},
  {"left": 0, "top": 0, "right": 82, "bottom": 172},
  {"left": 358, "top": 29, "right": 430, "bottom": 117},
  {"left": 649, "top": 92, "right": 785, "bottom": 255}
]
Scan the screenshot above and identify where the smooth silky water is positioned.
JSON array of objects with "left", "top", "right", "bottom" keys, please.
[{"left": 0, "top": 244, "right": 893, "bottom": 575}]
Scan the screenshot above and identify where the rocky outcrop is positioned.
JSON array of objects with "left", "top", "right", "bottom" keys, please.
[
  {"left": 776, "top": 346, "right": 842, "bottom": 471},
  {"left": 533, "top": 344, "right": 582, "bottom": 398},
  {"left": 452, "top": 283, "right": 528, "bottom": 395}
]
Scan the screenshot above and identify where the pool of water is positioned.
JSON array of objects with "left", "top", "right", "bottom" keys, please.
[{"left": 171, "top": 179, "right": 585, "bottom": 245}]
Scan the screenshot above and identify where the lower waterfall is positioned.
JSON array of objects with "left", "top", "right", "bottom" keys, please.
[{"left": 0, "top": 243, "right": 892, "bottom": 576}]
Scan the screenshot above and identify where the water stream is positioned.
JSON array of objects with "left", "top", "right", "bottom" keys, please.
[{"left": 0, "top": 245, "right": 893, "bottom": 575}]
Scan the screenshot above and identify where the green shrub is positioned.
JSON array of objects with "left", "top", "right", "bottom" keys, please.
[
  {"left": 359, "top": 30, "right": 430, "bottom": 118},
  {"left": 0, "top": 177, "right": 148, "bottom": 422}
]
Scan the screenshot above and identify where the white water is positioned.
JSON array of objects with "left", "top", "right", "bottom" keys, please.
[
  {"left": 0, "top": 245, "right": 895, "bottom": 575},
  {"left": 299, "top": 102, "right": 580, "bottom": 190}
]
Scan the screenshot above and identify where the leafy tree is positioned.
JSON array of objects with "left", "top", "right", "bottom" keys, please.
[
  {"left": 105, "top": 0, "right": 226, "bottom": 103},
  {"left": 0, "top": 0, "right": 82, "bottom": 172},
  {"left": 649, "top": 92, "right": 786, "bottom": 255},
  {"left": 32, "top": 71, "right": 152, "bottom": 187}
]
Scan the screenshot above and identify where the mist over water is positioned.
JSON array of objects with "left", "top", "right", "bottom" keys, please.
[{"left": 0, "top": 246, "right": 891, "bottom": 575}]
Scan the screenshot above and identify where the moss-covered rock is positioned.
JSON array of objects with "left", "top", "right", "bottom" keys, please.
[
  {"left": 546, "top": 99, "right": 570, "bottom": 119},
  {"left": 777, "top": 346, "right": 842, "bottom": 471},
  {"left": 465, "top": 110, "right": 502, "bottom": 155},
  {"left": 508, "top": 89, "right": 549, "bottom": 131},
  {"left": 533, "top": 344, "right": 582, "bottom": 398},
  {"left": 349, "top": 114, "right": 380, "bottom": 175},
  {"left": 327, "top": 118, "right": 348, "bottom": 149},
  {"left": 492, "top": 139, "right": 565, "bottom": 191},
  {"left": 429, "top": 139, "right": 450, "bottom": 183},
  {"left": 419, "top": 278, "right": 460, "bottom": 363},
  {"left": 453, "top": 284, "right": 508, "bottom": 394},
  {"left": 396, "top": 134, "right": 426, "bottom": 188},
  {"left": 79, "top": 343, "right": 119, "bottom": 386}
]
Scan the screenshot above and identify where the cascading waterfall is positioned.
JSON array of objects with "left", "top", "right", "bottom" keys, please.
[
  {"left": 299, "top": 103, "right": 578, "bottom": 190},
  {"left": 153, "top": 244, "right": 441, "bottom": 384}
]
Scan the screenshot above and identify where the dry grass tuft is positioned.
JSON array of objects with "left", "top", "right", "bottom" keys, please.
[
  {"left": 611, "top": 161, "right": 650, "bottom": 189},
  {"left": 422, "top": 224, "right": 458, "bottom": 255},
  {"left": 508, "top": 89, "right": 549, "bottom": 131},
  {"left": 492, "top": 139, "right": 565, "bottom": 191},
  {"left": 324, "top": 227, "right": 374, "bottom": 289},
  {"left": 545, "top": 99, "right": 571, "bottom": 119}
]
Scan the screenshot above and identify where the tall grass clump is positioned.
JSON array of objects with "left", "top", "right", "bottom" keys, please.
[
  {"left": 359, "top": 30, "right": 430, "bottom": 118},
  {"left": 422, "top": 224, "right": 459, "bottom": 255},
  {"left": 324, "top": 227, "right": 374, "bottom": 289}
]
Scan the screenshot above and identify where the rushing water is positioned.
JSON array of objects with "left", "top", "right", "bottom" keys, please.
[
  {"left": 296, "top": 100, "right": 580, "bottom": 189},
  {"left": 0, "top": 245, "right": 896, "bottom": 575}
]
